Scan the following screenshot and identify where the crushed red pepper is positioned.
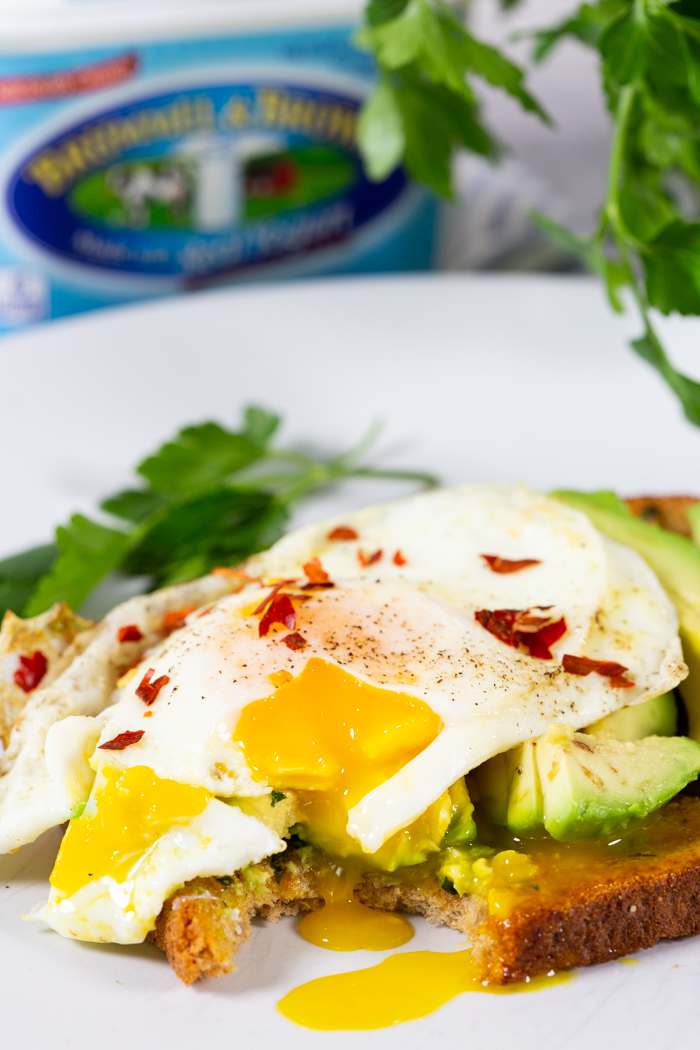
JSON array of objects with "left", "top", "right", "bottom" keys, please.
[
  {"left": 302, "top": 557, "right": 334, "bottom": 589},
  {"left": 562, "top": 653, "right": 635, "bottom": 688},
  {"left": 259, "top": 594, "right": 297, "bottom": 637},
  {"left": 98, "top": 730, "right": 145, "bottom": 751},
  {"left": 162, "top": 606, "right": 195, "bottom": 634},
  {"left": 13, "top": 651, "right": 48, "bottom": 693},
  {"left": 135, "top": 668, "right": 171, "bottom": 705},
  {"left": 283, "top": 631, "right": 307, "bottom": 650},
  {"left": 117, "top": 624, "right": 143, "bottom": 643},
  {"left": 481, "top": 554, "right": 541, "bottom": 574},
  {"left": 327, "top": 525, "right": 358, "bottom": 541},
  {"left": 253, "top": 580, "right": 296, "bottom": 616},
  {"left": 393, "top": 550, "right": 407, "bottom": 566},
  {"left": 475, "top": 608, "right": 567, "bottom": 660},
  {"left": 358, "top": 548, "right": 383, "bottom": 567}
]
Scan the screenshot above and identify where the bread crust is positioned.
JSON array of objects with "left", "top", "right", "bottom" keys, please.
[
  {"left": 475, "top": 846, "right": 700, "bottom": 982},
  {"left": 625, "top": 495, "right": 698, "bottom": 538}
]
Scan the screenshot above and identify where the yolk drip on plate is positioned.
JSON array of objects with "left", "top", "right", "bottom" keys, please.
[
  {"left": 50, "top": 766, "right": 210, "bottom": 897},
  {"left": 235, "top": 658, "right": 444, "bottom": 950},
  {"left": 278, "top": 948, "right": 572, "bottom": 1029},
  {"left": 298, "top": 858, "right": 414, "bottom": 951}
]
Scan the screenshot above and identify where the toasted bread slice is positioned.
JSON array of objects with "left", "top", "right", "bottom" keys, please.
[
  {"left": 626, "top": 495, "right": 698, "bottom": 538},
  {"left": 152, "top": 796, "right": 700, "bottom": 985}
]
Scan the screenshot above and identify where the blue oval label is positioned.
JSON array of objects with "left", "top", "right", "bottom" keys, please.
[{"left": 7, "top": 80, "right": 407, "bottom": 283}]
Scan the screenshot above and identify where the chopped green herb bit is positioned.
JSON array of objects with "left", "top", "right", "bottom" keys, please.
[
  {"left": 270, "top": 790, "right": 287, "bottom": 807},
  {"left": 441, "top": 877, "right": 458, "bottom": 895}
]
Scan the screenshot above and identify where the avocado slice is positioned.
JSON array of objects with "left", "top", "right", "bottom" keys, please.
[
  {"left": 553, "top": 489, "right": 700, "bottom": 739},
  {"left": 470, "top": 741, "right": 543, "bottom": 833},
  {"left": 585, "top": 691, "right": 677, "bottom": 741},
  {"left": 506, "top": 740, "right": 543, "bottom": 833},
  {"left": 537, "top": 723, "right": 700, "bottom": 841}
]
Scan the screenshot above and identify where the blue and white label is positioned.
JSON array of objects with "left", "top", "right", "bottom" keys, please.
[
  {"left": 8, "top": 79, "right": 407, "bottom": 285},
  {"left": 0, "top": 25, "right": 436, "bottom": 326}
]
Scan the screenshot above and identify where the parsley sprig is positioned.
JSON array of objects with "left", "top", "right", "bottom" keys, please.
[
  {"left": 359, "top": 0, "right": 700, "bottom": 425},
  {"left": 0, "top": 407, "right": 437, "bottom": 620},
  {"left": 529, "top": 0, "right": 700, "bottom": 425},
  {"left": 356, "top": 0, "right": 549, "bottom": 195}
]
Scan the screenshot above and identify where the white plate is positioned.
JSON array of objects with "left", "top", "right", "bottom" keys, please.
[{"left": 2, "top": 273, "right": 700, "bottom": 1050}]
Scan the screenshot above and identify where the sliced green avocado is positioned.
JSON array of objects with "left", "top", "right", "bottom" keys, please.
[
  {"left": 553, "top": 489, "right": 700, "bottom": 739},
  {"left": 506, "top": 740, "right": 544, "bottom": 832},
  {"left": 537, "top": 723, "right": 700, "bottom": 840},
  {"left": 470, "top": 741, "right": 543, "bottom": 833},
  {"left": 585, "top": 692, "right": 677, "bottom": 741}
]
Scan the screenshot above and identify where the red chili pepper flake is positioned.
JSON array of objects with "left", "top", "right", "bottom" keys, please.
[
  {"left": 475, "top": 608, "right": 567, "bottom": 660},
  {"left": 481, "top": 554, "right": 542, "bottom": 574},
  {"left": 358, "top": 548, "right": 383, "bottom": 568},
  {"left": 301, "top": 557, "right": 335, "bottom": 590},
  {"left": 98, "top": 730, "right": 145, "bottom": 751},
  {"left": 13, "top": 651, "right": 48, "bottom": 693},
  {"left": 253, "top": 580, "right": 297, "bottom": 616},
  {"left": 117, "top": 624, "right": 143, "bottom": 643},
  {"left": 259, "top": 594, "right": 297, "bottom": 637},
  {"left": 162, "top": 606, "right": 195, "bottom": 634},
  {"left": 135, "top": 668, "right": 171, "bottom": 706},
  {"left": 328, "top": 525, "right": 358, "bottom": 541},
  {"left": 562, "top": 653, "right": 635, "bottom": 687},
  {"left": 283, "top": 631, "right": 307, "bottom": 650},
  {"left": 303, "top": 557, "right": 330, "bottom": 584},
  {"left": 393, "top": 549, "right": 407, "bottom": 566}
]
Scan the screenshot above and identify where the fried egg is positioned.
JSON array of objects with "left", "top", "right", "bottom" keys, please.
[{"left": 4, "top": 484, "right": 686, "bottom": 945}]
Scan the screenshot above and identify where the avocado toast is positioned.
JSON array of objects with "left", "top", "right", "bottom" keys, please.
[{"left": 2, "top": 486, "right": 700, "bottom": 989}]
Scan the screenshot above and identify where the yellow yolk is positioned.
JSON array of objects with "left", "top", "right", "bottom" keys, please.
[
  {"left": 50, "top": 766, "right": 210, "bottom": 898},
  {"left": 278, "top": 949, "right": 572, "bottom": 1029},
  {"left": 235, "top": 657, "right": 443, "bottom": 858},
  {"left": 298, "top": 859, "right": 413, "bottom": 951},
  {"left": 235, "top": 658, "right": 443, "bottom": 952}
]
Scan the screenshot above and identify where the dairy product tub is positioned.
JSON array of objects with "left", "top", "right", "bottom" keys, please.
[{"left": 0, "top": 0, "right": 437, "bottom": 329}]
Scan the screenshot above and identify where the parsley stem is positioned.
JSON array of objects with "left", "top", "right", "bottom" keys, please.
[{"left": 604, "top": 83, "right": 637, "bottom": 246}]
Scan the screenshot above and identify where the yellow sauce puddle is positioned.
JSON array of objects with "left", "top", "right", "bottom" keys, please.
[
  {"left": 278, "top": 948, "right": 571, "bottom": 1029},
  {"left": 299, "top": 861, "right": 413, "bottom": 952},
  {"left": 618, "top": 957, "right": 640, "bottom": 965}
]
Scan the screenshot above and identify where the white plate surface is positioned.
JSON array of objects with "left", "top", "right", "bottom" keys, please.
[{"left": 2, "top": 273, "right": 700, "bottom": 1050}]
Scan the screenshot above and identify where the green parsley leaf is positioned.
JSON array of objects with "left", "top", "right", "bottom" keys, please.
[
  {"left": 531, "top": 0, "right": 627, "bottom": 61},
  {"left": 357, "top": 77, "right": 406, "bottom": 181},
  {"left": 270, "top": 790, "right": 287, "bottom": 807},
  {"left": 599, "top": 6, "right": 649, "bottom": 86},
  {"left": 643, "top": 221, "right": 700, "bottom": 315},
  {"left": 101, "top": 489, "right": 170, "bottom": 524},
  {"left": 25, "top": 517, "right": 133, "bottom": 616},
  {"left": 357, "top": 0, "right": 547, "bottom": 197},
  {"left": 241, "top": 405, "right": 281, "bottom": 448},
  {"left": 0, "top": 545, "right": 58, "bottom": 619},
  {"left": 124, "top": 489, "right": 287, "bottom": 587},
  {"left": 631, "top": 326, "right": 700, "bottom": 427},
  {"left": 138, "top": 422, "right": 263, "bottom": 495}
]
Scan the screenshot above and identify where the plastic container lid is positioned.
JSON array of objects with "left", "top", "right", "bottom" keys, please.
[{"left": 0, "top": 0, "right": 364, "bottom": 52}]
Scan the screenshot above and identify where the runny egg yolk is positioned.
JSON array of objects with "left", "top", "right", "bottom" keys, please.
[
  {"left": 278, "top": 949, "right": 572, "bottom": 1030},
  {"left": 235, "top": 657, "right": 444, "bottom": 855},
  {"left": 50, "top": 766, "right": 210, "bottom": 898},
  {"left": 235, "top": 658, "right": 444, "bottom": 952}
]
